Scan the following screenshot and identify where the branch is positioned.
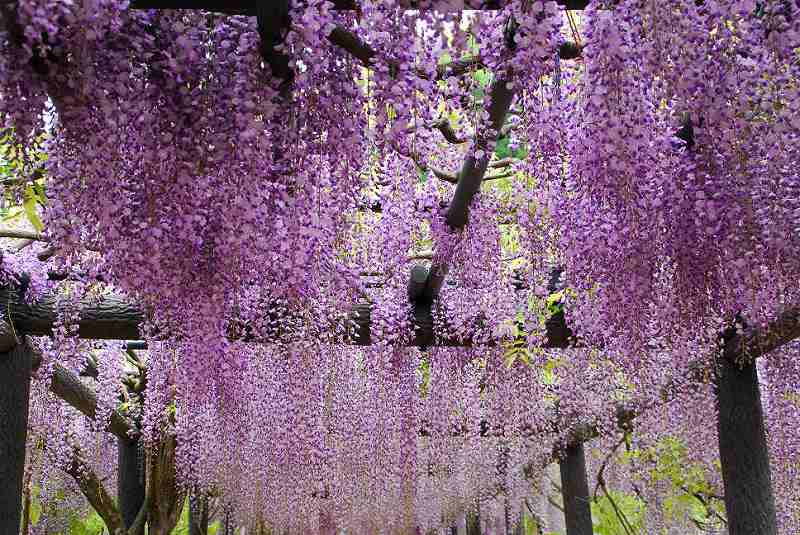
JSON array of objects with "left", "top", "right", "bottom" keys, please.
[
  {"left": 0, "top": 228, "right": 45, "bottom": 241},
  {"left": 592, "top": 435, "right": 627, "bottom": 501},
  {"left": 680, "top": 485, "right": 728, "bottom": 526},
  {"left": 405, "top": 118, "right": 468, "bottom": 144},
  {"left": 545, "top": 494, "right": 564, "bottom": 513},
  {"left": 13, "top": 239, "right": 36, "bottom": 252},
  {"left": 427, "top": 165, "right": 514, "bottom": 184},
  {"left": 147, "top": 434, "right": 186, "bottom": 534},
  {"left": 597, "top": 477, "right": 636, "bottom": 535},
  {"left": 64, "top": 446, "right": 124, "bottom": 534},
  {"left": 0, "top": 168, "right": 44, "bottom": 188},
  {"left": 327, "top": 25, "right": 580, "bottom": 80},
  {"left": 432, "top": 119, "right": 467, "bottom": 144},
  {"left": 739, "top": 306, "right": 800, "bottom": 361},
  {"left": 408, "top": 250, "right": 434, "bottom": 261},
  {"left": 42, "top": 353, "right": 137, "bottom": 441}
]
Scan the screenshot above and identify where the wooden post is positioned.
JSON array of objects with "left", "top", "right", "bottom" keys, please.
[
  {"left": 715, "top": 331, "right": 778, "bottom": 535},
  {"left": 0, "top": 335, "right": 32, "bottom": 534},
  {"left": 118, "top": 437, "right": 146, "bottom": 535},
  {"left": 559, "top": 444, "right": 593, "bottom": 535}
]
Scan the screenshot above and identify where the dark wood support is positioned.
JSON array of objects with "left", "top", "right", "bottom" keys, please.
[
  {"left": 715, "top": 329, "right": 778, "bottom": 535},
  {"left": 0, "top": 284, "right": 573, "bottom": 348},
  {"left": 129, "top": 0, "right": 590, "bottom": 11},
  {"left": 0, "top": 285, "right": 144, "bottom": 341},
  {"left": 416, "top": 30, "right": 517, "bottom": 302},
  {"left": 256, "top": 1, "right": 293, "bottom": 86},
  {"left": 559, "top": 444, "right": 593, "bottom": 535},
  {"left": 0, "top": 339, "right": 32, "bottom": 535},
  {"left": 118, "top": 438, "right": 146, "bottom": 535},
  {"left": 408, "top": 264, "right": 429, "bottom": 301}
]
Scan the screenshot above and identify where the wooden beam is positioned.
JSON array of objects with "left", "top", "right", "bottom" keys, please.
[
  {"left": 0, "top": 285, "right": 145, "bottom": 341},
  {"left": 0, "top": 283, "right": 574, "bottom": 347},
  {"left": 128, "top": 1, "right": 590, "bottom": 12},
  {"left": 256, "top": 0, "right": 293, "bottom": 86}
]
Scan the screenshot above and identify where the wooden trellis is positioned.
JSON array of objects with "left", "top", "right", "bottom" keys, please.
[{"left": 1, "top": 2, "right": 798, "bottom": 535}]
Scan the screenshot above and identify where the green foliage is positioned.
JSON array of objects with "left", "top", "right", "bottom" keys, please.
[
  {"left": 545, "top": 292, "right": 564, "bottom": 316},
  {"left": 23, "top": 185, "right": 44, "bottom": 231},
  {"left": 636, "top": 437, "right": 725, "bottom": 530},
  {"left": 0, "top": 129, "right": 47, "bottom": 225},
  {"left": 591, "top": 490, "right": 645, "bottom": 535},
  {"left": 604, "top": 436, "right": 727, "bottom": 533},
  {"left": 67, "top": 510, "right": 107, "bottom": 535},
  {"left": 494, "top": 135, "right": 528, "bottom": 160}
]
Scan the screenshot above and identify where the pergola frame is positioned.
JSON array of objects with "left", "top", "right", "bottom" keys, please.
[{"left": 1, "top": 2, "right": 798, "bottom": 535}]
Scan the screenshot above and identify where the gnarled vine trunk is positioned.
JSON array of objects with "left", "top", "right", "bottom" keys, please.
[{"left": 147, "top": 434, "right": 185, "bottom": 535}]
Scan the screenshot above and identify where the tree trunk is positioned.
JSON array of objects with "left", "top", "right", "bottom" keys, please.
[
  {"left": 0, "top": 340, "right": 32, "bottom": 535},
  {"left": 223, "top": 508, "right": 234, "bottom": 535},
  {"left": 189, "top": 494, "right": 209, "bottom": 535},
  {"left": 147, "top": 435, "right": 185, "bottom": 535},
  {"left": 466, "top": 509, "right": 481, "bottom": 535},
  {"left": 559, "top": 444, "right": 593, "bottom": 535},
  {"left": 715, "top": 343, "right": 778, "bottom": 535},
  {"left": 118, "top": 437, "right": 145, "bottom": 535}
]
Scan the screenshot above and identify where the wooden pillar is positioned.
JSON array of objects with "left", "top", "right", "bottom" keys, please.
[
  {"left": 0, "top": 335, "right": 32, "bottom": 534},
  {"left": 559, "top": 444, "right": 593, "bottom": 535},
  {"left": 118, "top": 437, "right": 146, "bottom": 535},
  {"left": 715, "top": 343, "right": 777, "bottom": 535}
]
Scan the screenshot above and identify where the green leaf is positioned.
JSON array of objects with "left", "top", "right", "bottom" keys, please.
[
  {"left": 546, "top": 291, "right": 564, "bottom": 315},
  {"left": 67, "top": 510, "right": 106, "bottom": 535},
  {"left": 495, "top": 136, "right": 511, "bottom": 159},
  {"left": 417, "top": 166, "right": 429, "bottom": 183},
  {"left": 472, "top": 69, "right": 490, "bottom": 87},
  {"left": 33, "top": 181, "right": 47, "bottom": 206},
  {"left": 495, "top": 135, "right": 528, "bottom": 160},
  {"left": 23, "top": 185, "right": 44, "bottom": 232}
]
